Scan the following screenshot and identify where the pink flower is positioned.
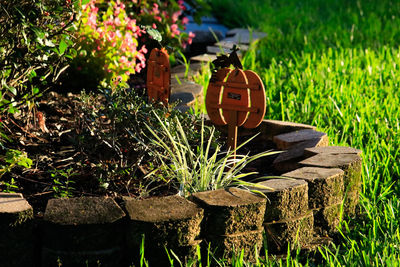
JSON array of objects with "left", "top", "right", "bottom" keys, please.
[
  {"left": 188, "top": 31, "right": 195, "bottom": 45},
  {"left": 152, "top": 23, "right": 157, "bottom": 29},
  {"left": 152, "top": 3, "right": 160, "bottom": 15},
  {"left": 172, "top": 11, "right": 182, "bottom": 23},
  {"left": 182, "top": 17, "right": 189, "bottom": 25},
  {"left": 88, "top": 12, "right": 97, "bottom": 29},
  {"left": 119, "top": 56, "right": 128, "bottom": 64},
  {"left": 140, "top": 45, "right": 148, "bottom": 54},
  {"left": 107, "top": 31, "right": 115, "bottom": 42},
  {"left": 170, "top": 24, "right": 180, "bottom": 37},
  {"left": 114, "top": 17, "right": 121, "bottom": 26}
]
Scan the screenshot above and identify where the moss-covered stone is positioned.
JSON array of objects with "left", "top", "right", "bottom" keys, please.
[
  {"left": 205, "top": 229, "right": 263, "bottom": 263},
  {"left": 299, "top": 154, "right": 362, "bottom": 193},
  {"left": 190, "top": 188, "right": 266, "bottom": 235},
  {"left": 0, "top": 193, "right": 34, "bottom": 267},
  {"left": 299, "top": 154, "right": 362, "bottom": 217},
  {"left": 252, "top": 179, "right": 308, "bottom": 222},
  {"left": 313, "top": 202, "right": 342, "bottom": 236},
  {"left": 282, "top": 167, "right": 344, "bottom": 209},
  {"left": 264, "top": 211, "right": 314, "bottom": 253},
  {"left": 125, "top": 195, "right": 203, "bottom": 248},
  {"left": 42, "top": 197, "right": 126, "bottom": 267},
  {"left": 44, "top": 197, "right": 125, "bottom": 225},
  {"left": 344, "top": 191, "right": 360, "bottom": 216}
]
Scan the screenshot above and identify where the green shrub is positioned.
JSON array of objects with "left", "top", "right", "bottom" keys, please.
[{"left": 0, "top": 0, "right": 79, "bottom": 114}]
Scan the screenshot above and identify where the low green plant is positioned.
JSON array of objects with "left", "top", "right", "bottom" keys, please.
[
  {"left": 50, "top": 168, "right": 77, "bottom": 198},
  {"left": 0, "top": 149, "right": 32, "bottom": 192},
  {"left": 142, "top": 112, "right": 278, "bottom": 197}
]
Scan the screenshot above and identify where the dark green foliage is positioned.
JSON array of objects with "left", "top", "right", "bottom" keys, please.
[{"left": 0, "top": 0, "right": 78, "bottom": 113}]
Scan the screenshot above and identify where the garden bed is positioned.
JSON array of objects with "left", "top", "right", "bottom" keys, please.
[{"left": 0, "top": 116, "right": 362, "bottom": 266}]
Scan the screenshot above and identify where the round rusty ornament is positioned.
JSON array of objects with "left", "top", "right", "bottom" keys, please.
[{"left": 205, "top": 68, "right": 266, "bottom": 129}]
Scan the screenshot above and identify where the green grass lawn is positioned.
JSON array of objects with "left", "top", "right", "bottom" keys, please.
[{"left": 203, "top": 0, "right": 400, "bottom": 265}]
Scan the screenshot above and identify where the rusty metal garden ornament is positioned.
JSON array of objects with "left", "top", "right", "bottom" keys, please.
[
  {"left": 206, "top": 48, "right": 266, "bottom": 157},
  {"left": 147, "top": 48, "right": 170, "bottom": 105}
]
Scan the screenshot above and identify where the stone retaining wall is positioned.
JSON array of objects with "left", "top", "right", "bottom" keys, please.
[{"left": 0, "top": 120, "right": 362, "bottom": 267}]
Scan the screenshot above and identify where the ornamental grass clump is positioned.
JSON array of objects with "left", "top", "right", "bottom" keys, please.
[{"left": 144, "top": 112, "right": 278, "bottom": 197}]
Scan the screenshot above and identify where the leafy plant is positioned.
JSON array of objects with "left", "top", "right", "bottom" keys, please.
[
  {"left": 127, "top": 0, "right": 195, "bottom": 51},
  {"left": 70, "top": 0, "right": 148, "bottom": 87},
  {"left": 143, "top": 112, "right": 278, "bottom": 197},
  {"left": 0, "top": 0, "right": 79, "bottom": 114},
  {"left": 0, "top": 149, "right": 32, "bottom": 192},
  {"left": 50, "top": 168, "right": 77, "bottom": 198}
]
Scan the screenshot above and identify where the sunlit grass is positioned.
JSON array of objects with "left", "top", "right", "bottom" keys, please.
[{"left": 184, "top": 0, "right": 400, "bottom": 265}]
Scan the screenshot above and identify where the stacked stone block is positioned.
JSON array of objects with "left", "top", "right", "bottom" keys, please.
[
  {"left": 190, "top": 188, "right": 266, "bottom": 262},
  {"left": 282, "top": 167, "right": 345, "bottom": 236},
  {"left": 124, "top": 195, "right": 203, "bottom": 266},
  {"left": 0, "top": 193, "right": 34, "bottom": 267},
  {"left": 299, "top": 152, "right": 362, "bottom": 216},
  {"left": 253, "top": 179, "right": 313, "bottom": 252},
  {"left": 42, "top": 197, "right": 126, "bottom": 267}
]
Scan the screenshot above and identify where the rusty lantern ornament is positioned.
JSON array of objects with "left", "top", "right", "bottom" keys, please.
[
  {"left": 146, "top": 48, "right": 171, "bottom": 105},
  {"left": 206, "top": 67, "right": 266, "bottom": 154}
]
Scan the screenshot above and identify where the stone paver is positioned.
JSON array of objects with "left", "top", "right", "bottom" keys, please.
[
  {"left": 44, "top": 197, "right": 125, "bottom": 225},
  {"left": 205, "top": 229, "right": 263, "bottom": 262},
  {"left": 273, "top": 139, "right": 327, "bottom": 173},
  {"left": 206, "top": 45, "right": 243, "bottom": 56},
  {"left": 313, "top": 201, "right": 342, "bottom": 236},
  {"left": 299, "top": 153, "right": 362, "bottom": 216},
  {"left": 42, "top": 197, "right": 125, "bottom": 267},
  {"left": 0, "top": 192, "right": 32, "bottom": 214},
  {"left": 191, "top": 188, "right": 266, "bottom": 235},
  {"left": 215, "top": 41, "right": 249, "bottom": 51},
  {"left": 264, "top": 211, "right": 314, "bottom": 253},
  {"left": 0, "top": 193, "right": 34, "bottom": 267},
  {"left": 190, "top": 53, "right": 218, "bottom": 62},
  {"left": 171, "top": 82, "right": 203, "bottom": 98},
  {"left": 252, "top": 179, "right": 308, "bottom": 222},
  {"left": 170, "top": 92, "right": 195, "bottom": 106},
  {"left": 171, "top": 62, "right": 203, "bottom": 84},
  {"left": 299, "top": 154, "right": 362, "bottom": 192},
  {"left": 224, "top": 28, "right": 267, "bottom": 44},
  {"left": 273, "top": 129, "right": 328, "bottom": 150},
  {"left": 282, "top": 167, "right": 344, "bottom": 209},
  {"left": 304, "top": 146, "right": 362, "bottom": 158},
  {"left": 125, "top": 195, "right": 204, "bottom": 266}
]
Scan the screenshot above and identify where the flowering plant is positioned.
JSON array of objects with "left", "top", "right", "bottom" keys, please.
[
  {"left": 73, "top": 0, "right": 148, "bottom": 85},
  {"left": 129, "top": 0, "right": 195, "bottom": 50}
]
